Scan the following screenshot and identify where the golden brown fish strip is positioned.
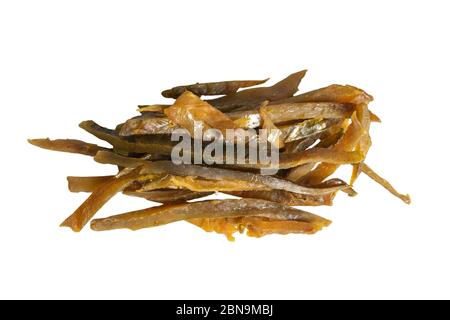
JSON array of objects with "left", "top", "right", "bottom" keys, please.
[
  {"left": 28, "top": 138, "right": 109, "bottom": 156},
  {"left": 79, "top": 120, "right": 175, "bottom": 155},
  {"left": 225, "top": 190, "right": 335, "bottom": 206},
  {"left": 161, "top": 79, "right": 268, "bottom": 99},
  {"left": 67, "top": 175, "right": 114, "bottom": 192},
  {"left": 277, "top": 84, "right": 373, "bottom": 105},
  {"left": 206, "top": 70, "right": 307, "bottom": 111},
  {"left": 266, "top": 102, "right": 354, "bottom": 122},
  {"left": 94, "top": 151, "right": 350, "bottom": 196},
  {"left": 361, "top": 163, "right": 411, "bottom": 204},
  {"left": 60, "top": 167, "right": 142, "bottom": 232},
  {"left": 228, "top": 102, "right": 353, "bottom": 127},
  {"left": 238, "top": 148, "right": 364, "bottom": 170},
  {"left": 90, "top": 199, "right": 331, "bottom": 232},
  {"left": 138, "top": 175, "right": 270, "bottom": 192}
]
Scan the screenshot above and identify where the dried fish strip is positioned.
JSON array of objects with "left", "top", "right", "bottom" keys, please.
[
  {"left": 90, "top": 199, "right": 331, "bottom": 232},
  {"left": 161, "top": 78, "right": 268, "bottom": 98}
]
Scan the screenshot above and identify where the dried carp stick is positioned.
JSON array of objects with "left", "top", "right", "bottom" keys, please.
[
  {"left": 90, "top": 199, "right": 331, "bottom": 232},
  {"left": 238, "top": 148, "right": 364, "bottom": 170},
  {"left": 228, "top": 102, "right": 354, "bottom": 128},
  {"left": 263, "top": 102, "right": 354, "bottom": 122},
  {"left": 232, "top": 106, "right": 381, "bottom": 126},
  {"left": 161, "top": 78, "right": 268, "bottom": 98},
  {"left": 230, "top": 103, "right": 379, "bottom": 125},
  {"left": 242, "top": 176, "right": 357, "bottom": 199},
  {"left": 226, "top": 179, "right": 355, "bottom": 206},
  {"left": 94, "top": 151, "right": 349, "bottom": 196},
  {"left": 79, "top": 120, "right": 175, "bottom": 155},
  {"left": 67, "top": 175, "right": 114, "bottom": 192},
  {"left": 138, "top": 175, "right": 271, "bottom": 193},
  {"left": 60, "top": 167, "right": 142, "bottom": 232},
  {"left": 123, "top": 189, "right": 213, "bottom": 203},
  {"left": 164, "top": 91, "right": 238, "bottom": 137},
  {"left": 28, "top": 138, "right": 109, "bottom": 157},
  {"left": 67, "top": 175, "right": 213, "bottom": 202},
  {"left": 225, "top": 190, "right": 336, "bottom": 206},
  {"left": 206, "top": 70, "right": 307, "bottom": 112},
  {"left": 361, "top": 163, "right": 411, "bottom": 204},
  {"left": 276, "top": 84, "right": 373, "bottom": 105}
]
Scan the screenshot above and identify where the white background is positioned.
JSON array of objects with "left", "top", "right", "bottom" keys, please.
[{"left": 1, "top": 0, "right": 449, "bottom": 299}]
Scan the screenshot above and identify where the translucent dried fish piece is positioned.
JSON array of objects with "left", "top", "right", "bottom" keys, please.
[
  {"left": 164, "top": 91, "right": 238, "bottom": 137},
  {"left": 226, "top": 190, "right": 336, "bottom": 206}
]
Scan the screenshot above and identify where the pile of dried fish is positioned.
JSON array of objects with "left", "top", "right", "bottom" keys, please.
[{"left": 29, "top": 70, "right": 410, "bottom": 240}]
